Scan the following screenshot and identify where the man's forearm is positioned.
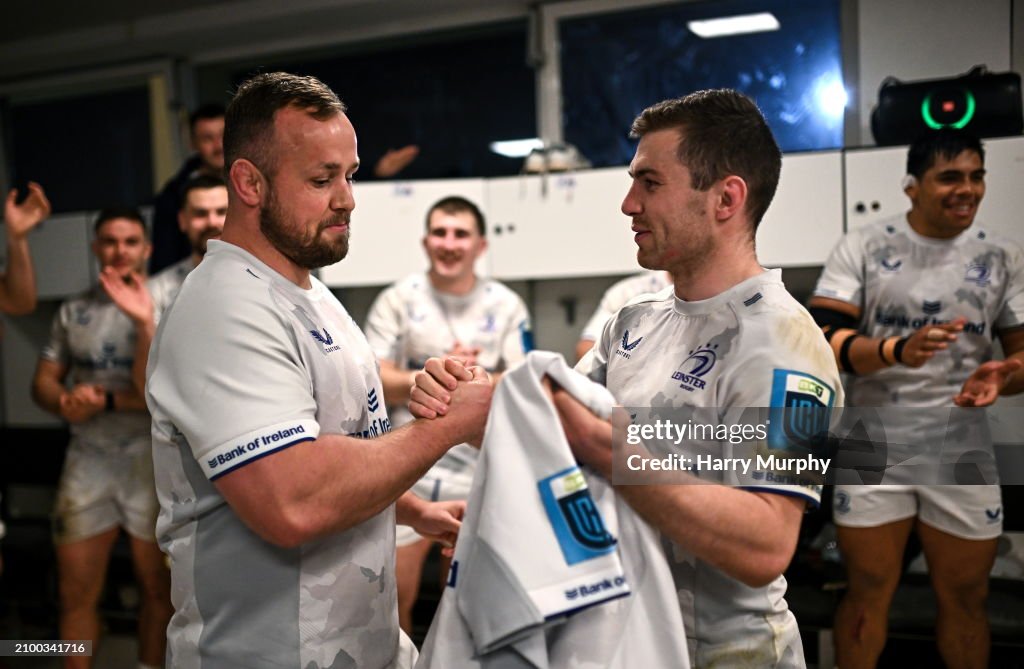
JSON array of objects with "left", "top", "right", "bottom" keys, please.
[
  {"left": 32, "top": 376, "right": 65, "bottom": 415},
  {"left": 618, "top": 484, "right": 803, "bottom": 587},
  {"left": 0, "top": 235, "right": 37, "bottom": 314}
]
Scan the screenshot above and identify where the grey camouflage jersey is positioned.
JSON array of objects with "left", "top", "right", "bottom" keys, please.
[
  {"left": 148, "top": 255, "right": 195, "bottom": 320},
  {"left": 578, "top": 269, "right": 842, "bottom": 668},
  {"left": 147, "top": 241, "right": 409, "bottom": 669},
  {"left": 41, "top": 288, "right": 150, "bottom": 450},
  {"left": 814, "top": 214, "right": 1024, "bottom": 451}
]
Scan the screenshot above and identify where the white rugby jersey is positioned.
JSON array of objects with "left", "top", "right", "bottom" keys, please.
[
  {"left": 580, "top": 270, "right": 672, "bottom": 342},
  {"left": 365, "top": 272, "right": 531, "bottom": 473},
  {"left": 148, "top": 255, "right": 195, "bottom": 320},
  {"left": 417, "top": 351, "right": 689, "bottom": 669},
  {"left": 578, "top": 269, "right": 842, "bottom": 668},
  {"left": 814, "top": 214, "right": 1024, "bottom": 410},
  {"left": 41, "top": 289, "right": 151, "bottom": 450},
  {"left": 147, "top": 241, "right": 410, "bottom": 669}
]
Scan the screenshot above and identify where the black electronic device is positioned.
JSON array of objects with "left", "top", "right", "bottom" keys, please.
[{"left": 870, "top": 66, "right": 1022, "bottom": 146}]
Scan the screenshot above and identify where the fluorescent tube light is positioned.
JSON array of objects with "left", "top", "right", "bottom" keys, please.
[
  {"left": 489, "top": 138, "right": 543, "bottom": 158},
  {"left": 687, "top": 13, "right": 780, "bottom": 38}
]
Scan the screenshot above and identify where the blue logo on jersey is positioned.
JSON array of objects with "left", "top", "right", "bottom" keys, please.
[
  {"left": 367, "top": 389, "right": 380, "bottom": 412},
  {"left": 309, "top": 327, "right": 340, "bottom": 354},
  {"left": 480, "top": 313, "right": 497, "bottom": 333},
  {"left": 671, "top": 343, "right": 718, "bottom": 391},
  {"left": 965, "top": 263, "right": 991, "bottom": 286},
  {"left": 74, "top": 307, "right": 92, "bottom": 325},
  {"left": 986, "top": 507, "right": 1002, "bottom": 523},
  {"left": 922, "top": 300, "right": 942, "bottom": 315},
  {"left": 880, "top": 257, "right": 903, "bottom": 273},
  {"left": 614, "top": 330, "right": 643, "bottom": 359},
  {"left": 768, "top": 369, "right": 835, "bottom": 451},
  {"left": 539, "top": 467, "right": 616, "bottom": 566},
  {"left": 310, "top": 328, "right": 333, "bottom": 345}
]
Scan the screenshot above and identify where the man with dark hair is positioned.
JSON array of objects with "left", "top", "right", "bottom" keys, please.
[
  {"left": 809, "top": 128, "right": 1024, "bottom": 669},
  {"left": 413, "top": 89, "right": 842, "bottom": 668},
  {"left": 146, "top": 72, "right": 492, "bottom": 668},
  {"left": 150, "top": 103, "right": 226, "bottom": 273},
  {"left": 31, "top": 208, "right": 171, "bottom": 669},
  {"left": 364, "top": 194, "right": 531, "bottom": 633}
]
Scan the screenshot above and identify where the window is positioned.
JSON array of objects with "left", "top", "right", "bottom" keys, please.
[
  {"left": 560, "top": 0, "right": 843, "bottom": 167},
  {"left": 197, "top": 22, "right": 537, "bottom": 180}
]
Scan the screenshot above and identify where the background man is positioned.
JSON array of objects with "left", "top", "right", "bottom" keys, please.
[
  {"left": 146, "top": 72, "right": 491, "bottom": 668},
  {"left": 413, "top": 90, "right": 843, "bottom": 668},
  {"left": 150, "top": 104, "right": 225, "bottom": 273},
  {"left": 809, "top": 129, "right": 1024, "bottom": 669},
  {"left": 31, "top": 208, "right": 170, "bottom": 669},
  {"left": 575, "top": 269, "right": 671, "bottom": 361},
  {"left": 364, "top": 195, "right": 531, "bottom": 633}
]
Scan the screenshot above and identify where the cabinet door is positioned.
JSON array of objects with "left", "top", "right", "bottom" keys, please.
[
  {"left": 2, "top": 302, "right": 63, "bottom": 427},
  {"left": 844, "top": 145, "right": 908, "bottom": 230},
  {"left": 758, "top": 151, "right": 845, "bottom": 267},
  {"left": 15, "top": 212, "right": 95, "bottom": 299},
  {"left": 485, "top": 167, "right": 638, "bottom": 280},
  {"left": 318, "top": 179, "right": 486, "bottom": 287},
  {"left": 979, "top": 136, "right": 1024, "bottom": 246}
]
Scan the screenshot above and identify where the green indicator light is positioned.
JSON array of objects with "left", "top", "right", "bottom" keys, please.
[{"left": 922, "top": 90, "right": 977, "bottom": 129}]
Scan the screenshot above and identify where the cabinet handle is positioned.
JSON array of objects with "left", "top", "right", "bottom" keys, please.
[
  {"left": 508, "top": 224, "right": 516, "bottom": 234},
  {"left": 494, "top": 224, "right": 503, "bottom": 235},
  {"left": 870, "top": 201, "right": 881, "bottom": 211},
  {"left": 854, "top": 202, "right": 866, "bottom": 214}
]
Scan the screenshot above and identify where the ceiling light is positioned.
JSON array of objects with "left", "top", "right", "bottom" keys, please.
[
  {"left": 489, "top": 138, "right": 543, "bottom": 158},
  {"left": 687, "top": 13, "right": 780, "bottom": 39}
]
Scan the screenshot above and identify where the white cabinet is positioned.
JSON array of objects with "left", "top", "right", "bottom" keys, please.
[
  {"left": 485, "top": 168, "right": 639, "bottom": 280},
  {"left": 978, "top": 136, "right": 1024, "bottom": 245},
  {"left": 843, "top": 145, "right": 908, "bottom": 230},
  {"left": 22, "top": 212, "right": 96, "bottom": 299},
  {"left": 758, "top": 151, "right": 845, "bottom": 267},
  {"left": 319, "top": 179, "right": 487, "bottom": 287}
]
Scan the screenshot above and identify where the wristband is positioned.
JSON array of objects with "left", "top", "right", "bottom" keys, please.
[
  {"left": 838, "top": 333, "right": 860, "bottom": 373},
  {"left": 105, "top": 391, "right": 116, "bottom": 412},
  {"left": 893, "top": 336, "right": 909, "bottom": 364}
]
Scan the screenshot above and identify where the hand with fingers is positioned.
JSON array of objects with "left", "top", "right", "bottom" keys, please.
[
  {"left": 60, "top": 383, "right": 105, "bottom": 422},
  {"left": 409, "top": 499, "right": 466, "bottom": 558},
  {"left": 409, "top": 356, "right": 493, "bottom": 445},
  {"left": 899, "top": 317, "right": 966, "bottom": 367},
  {"left": 4, "top": 181, "right": 51, "bottom": 240},
  {"left": 99, "top": 267, "right": 154, "bottom": 326},
  {"left": 953, "top": 358, "right": 1024, "bottom": 407}
]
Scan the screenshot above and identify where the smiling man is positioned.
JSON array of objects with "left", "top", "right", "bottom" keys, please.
[
  {"left": 809, "top": 129, "right": 1024, "bottom": 669},
  {"left": 32, "top": 208, "right": 171, "bottom": 669},
  {"left": 411, "top": 90, "right": 843, "bottom": 668},
  {"left": 363, "top": 195, "right": 531, "bottom": 633},
  {"left": 145, "top": 73, "right": 493, "bottom": 669}
]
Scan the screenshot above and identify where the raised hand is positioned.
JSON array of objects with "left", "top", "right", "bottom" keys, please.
[
  {"left": 4, "top": 182, "right": 51, "bottom": 240},
  {"left": 99, "top": 267, "right": 153, "bottom": 326}
]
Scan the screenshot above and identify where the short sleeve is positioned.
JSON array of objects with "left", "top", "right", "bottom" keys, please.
[
  {"left": 363, "top": 285, "right": 404, "bottom": 362},
  {"left": 148, "top": 290, "right": 320, "bottom": 481},
  {"left": 499, "top": 295, "right": 533, "bottom": 367},
  {"left": 813, "top": 232, "right": 865, "bottom": 308},
  {"left": 39, "top": 302, "right": 71, "bottom": 365}
]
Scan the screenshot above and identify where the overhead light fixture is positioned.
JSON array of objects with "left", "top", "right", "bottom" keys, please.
[
  {"left": 687, "top": 12, "right": 780, "bottom": 38},
  {"left": 489, "top": 138, "right": 543, "bottom": 158}
]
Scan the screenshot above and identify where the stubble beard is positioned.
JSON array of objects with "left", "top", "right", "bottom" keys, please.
[{"left": 259, "top": 187, "right": 350, "bottom": 270}]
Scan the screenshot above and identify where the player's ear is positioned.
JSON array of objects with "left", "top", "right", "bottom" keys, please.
[
  {"left": 229, "top": 159, "right": 265, "bottom": 207},
  {"left": 715, "top": 175, "right": 748, "bottom": 222}
]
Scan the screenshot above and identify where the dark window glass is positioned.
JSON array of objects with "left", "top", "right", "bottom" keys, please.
[
  {"left": 5, "top": 87, "right": 153, "bottom": 213},
  {"left": 561, "top": 0, "right": 843, "bottom": 167},
  {"left": 204, "top": 22, "right": 536, "bottom": 180}
]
